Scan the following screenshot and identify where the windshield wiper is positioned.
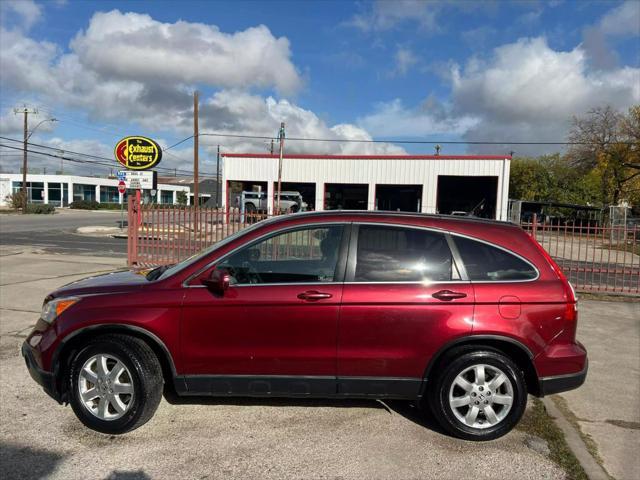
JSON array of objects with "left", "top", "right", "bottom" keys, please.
[{"left": 146, "top": 264, "right": 173, "bottom": 281}]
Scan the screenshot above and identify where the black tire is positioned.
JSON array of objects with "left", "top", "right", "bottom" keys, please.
[
  {"left": 428, "top": 349, "right": 527, "bottom": 441},
  {"left": 68, "top": 334, "right": 163, "bottom": 434}
]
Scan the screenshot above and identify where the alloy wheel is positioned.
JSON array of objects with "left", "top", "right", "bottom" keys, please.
[
  {"left": 77, "top": 353, "right": 134, "bottom": 420},
  {"left": 448, "top": 363, "right": 514, "bottom": 429}
]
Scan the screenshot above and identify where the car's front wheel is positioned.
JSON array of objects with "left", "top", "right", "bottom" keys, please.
[
  {"left": 68, "top": 334, "right": 163, "bottom": 434},
  {"left": 429, "top": 349, "right": 527, "bottom": 441}
]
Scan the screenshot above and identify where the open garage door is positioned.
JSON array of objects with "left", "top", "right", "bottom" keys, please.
[
  {"left": 276, "top": 182, "right": 317, "bottom": 211},
  {"left": 375, "top": 184, "right": 422, "bottom": 212},
  {"left": 227, "top": 180, "right": 268, "bottom": 210},
  {"left": 437, "top": 176, "right": 498, "bottom": 219},
  {"left": 324, "top": 183, "right": 368, "bottom": 210}
]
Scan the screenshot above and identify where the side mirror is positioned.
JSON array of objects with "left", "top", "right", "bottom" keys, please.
[{"left": 201, "top": 268, "right": 230, "bottom": 294}]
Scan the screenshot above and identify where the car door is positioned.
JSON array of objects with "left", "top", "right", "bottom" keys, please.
[
  {"left": 180, "top": 223, "right": 349, "bottom": 395},
  {"left": 337, "top": 224, "right": 475, "bottom": 397}
]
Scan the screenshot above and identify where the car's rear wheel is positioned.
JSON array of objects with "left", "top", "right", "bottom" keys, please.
[
  {"left": 428, "top": 349, "right": 526, "bottom": 441},
  {"left": 69, "top": 334, "right": 163, "bottom": 434}
]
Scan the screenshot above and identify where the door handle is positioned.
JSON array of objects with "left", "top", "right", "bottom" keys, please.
[
  {"left": 297, "top": 290, "right": 333, "bottom": 301},
  {"left": 432, "top": 290, "right": 467, "bottom": 301}
]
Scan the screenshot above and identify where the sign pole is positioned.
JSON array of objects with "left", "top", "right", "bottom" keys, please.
[{"left": 118, "top": 180, "right": 127, "bottom": 229}]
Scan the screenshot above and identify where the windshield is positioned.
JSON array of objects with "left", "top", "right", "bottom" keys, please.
[{"left": 157, "top": 221, "right": 265, "bottom": 280}]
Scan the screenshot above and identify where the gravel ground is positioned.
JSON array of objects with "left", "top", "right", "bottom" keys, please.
[{"left": 0, "top": 249, "right": 567, "bottom": 480}]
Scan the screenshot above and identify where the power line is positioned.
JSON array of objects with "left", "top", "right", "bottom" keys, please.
[
  {"left": 0, "top": 136, "right": 219, "bottom": 177},
  {"left": 9, "top": 102, "right": 194, "bottom": 164},
  {"left": 8, "top": 101, "right": 635, "bottom": 149},
  {"left": 0, "top": 144, "right": 213, "bottom": 178},
  {"left": 173, "top": 132, "right": 637, "bottom": 147}
]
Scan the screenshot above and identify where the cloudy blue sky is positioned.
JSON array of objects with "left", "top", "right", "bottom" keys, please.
[{"left": 0, "top": 0, "right": 638, "bottom": 175}]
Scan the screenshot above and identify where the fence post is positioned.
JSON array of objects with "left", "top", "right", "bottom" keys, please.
[
  {"left": 532, "top": 213, "right": 538, "bottom": 240},
  {"left": 127, "top": 195, "right": 139, "bottom": 266}
]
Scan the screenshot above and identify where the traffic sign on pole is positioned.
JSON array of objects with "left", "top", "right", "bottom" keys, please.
[{"left": 118, "top": 180, "right": 126, "bottom": 194}]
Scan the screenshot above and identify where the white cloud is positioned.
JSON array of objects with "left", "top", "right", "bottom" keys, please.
[
  {"left": 199, "top": 91, "right": 405, "bottom": 155},
  {"left": 357, "top": 36, "right": 639, "bottom": 155},
  {"left": 0, "top": 109, "right": 58, "bottom": 138},
  {"left": 0, "top": 0, "right": 42, "bottom": 30},
  {"left": 358, "top": 97, "right": 478, "bottom": 137},
  {"left": 599, "top": 1, "right": 640, "bottom": 37},
  {"left": 581, "top": 1, "right": 640, "bottom": 70},
  {"left": 450, "top": 37, "right": 639, "bottom": 153},
  {"left": 69, "top": 10, "right": 301, "bottom": 95},
  {"left": 391, "top": 47, "right": 418, "bottom": 76},
  {"left": 348, "top": 0, "right": 439, "bottom": 32}
]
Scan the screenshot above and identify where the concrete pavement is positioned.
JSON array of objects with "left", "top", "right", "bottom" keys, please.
[
  {"left": 559, "top": 299, "right": 640, "bottom": 480},
  {"left": 0, "top": 247, "right": 569, "bottom": 480}
]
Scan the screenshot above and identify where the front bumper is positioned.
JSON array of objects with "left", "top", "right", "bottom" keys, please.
[
  {"left": 22, "top": 341, "right": 61, "bottom": 403},
  {"left": 538, "top": 358, "right": 588, "bottom": 396}
]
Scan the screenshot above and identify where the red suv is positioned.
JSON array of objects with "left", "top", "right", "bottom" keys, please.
[{"left": 23, "top": 211, "right": 587, "bottom": 440}]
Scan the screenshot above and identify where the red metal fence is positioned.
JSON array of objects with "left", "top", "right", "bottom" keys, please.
[
  {"left": 127, "top": 199, "right": 639, "bottom": 295},
  {"left": 127, "top": 197, "right": 272, "bottom": 267},
  {"left": 523, "top": 214, "right": 639, "bottom": 295}
]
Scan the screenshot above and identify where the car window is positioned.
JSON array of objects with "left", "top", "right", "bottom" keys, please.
[
  {"left": 354, "top": 226, "right": 454, "bottom": 282},
  {"left": 453, "top": 236, "right": 537, "bottom": 281},
  {"left": 218, "top": 225, "right": 344, "bottom": 285}
]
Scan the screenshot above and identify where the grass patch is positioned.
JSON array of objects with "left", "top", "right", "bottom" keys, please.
[
  {"left": 577, "top": 292, "right": 640, "bottom": 302},
  {"left": 551, "top": 395, "right": 614, "bottom": 479},
  {"left": 517, "top": 398, "right": 588, "bottom": 480}
]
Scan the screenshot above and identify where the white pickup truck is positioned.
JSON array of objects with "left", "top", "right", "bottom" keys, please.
[{"left": 240, "top": 191, "right": 307, "bottom": 214}]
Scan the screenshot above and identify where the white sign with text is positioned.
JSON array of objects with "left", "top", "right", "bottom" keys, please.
[{"left": 117, "top": 170, "right": 155, "bottom": 189}]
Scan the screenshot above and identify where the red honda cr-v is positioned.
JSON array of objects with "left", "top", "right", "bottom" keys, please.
[{"left": 23, "top": 211, "right": 587, "bottom": 440}]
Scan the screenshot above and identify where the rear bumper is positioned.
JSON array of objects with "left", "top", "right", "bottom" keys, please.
[
  {"left": 538, "top": 358, "right": 588, "bottom": 396},
  {"left": 22, "top": 341, "right": 61, "bottom": 403}
]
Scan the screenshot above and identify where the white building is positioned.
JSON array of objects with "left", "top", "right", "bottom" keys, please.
[
  {"left": 222, "top": 154, "right": 511, "bottom": 220},
  {"left": 0, "top": 173, "right": 191, "bottom": 207}
]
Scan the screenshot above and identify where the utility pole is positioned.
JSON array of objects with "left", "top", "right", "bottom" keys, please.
[
  {"left": 14, "top": 106, "right": 37, "bottom": 213},
  {"left": 276, "top": 122, "right": 285, "bottom": 214},
  {"left": 193, "top": 91, "right": 199, "bottom": 208},
  {"left": 270, "top": 138, "right": 274, "bottom": 155},
  {"left": 216, "top": 145, "right": 221, "bottom": 209}
]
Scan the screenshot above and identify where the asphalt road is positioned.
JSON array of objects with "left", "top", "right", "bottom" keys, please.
[{"left": 0, "top": 210, "right": 126, "bottom": 257}]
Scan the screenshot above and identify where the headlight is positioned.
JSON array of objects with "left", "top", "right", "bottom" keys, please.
[{"left": 41, "top": 297, "right": 79, "bottom": 324}]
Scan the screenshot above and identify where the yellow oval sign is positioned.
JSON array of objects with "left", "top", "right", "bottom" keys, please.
[{"left": 114, "top": 136, "right": 162, "bottom": 170}]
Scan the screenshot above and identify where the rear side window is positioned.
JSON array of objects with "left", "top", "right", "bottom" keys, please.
[
  {"left": 453, "top": 236, "right": 537, "bottom": 281},
  {"left": 355, "top": 225, "right": 455, "bottom": 282}
]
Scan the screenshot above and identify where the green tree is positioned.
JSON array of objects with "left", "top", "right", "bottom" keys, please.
[
  {"left": 176, "top": 191, "right": 188, "bottom": 205},
  {"left": 567, "top": 105, "right": 640, "bottom": 205}
]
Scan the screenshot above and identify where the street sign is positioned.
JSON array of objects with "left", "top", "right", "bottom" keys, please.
[
  {"left": 117, "top": 170, "right": 157, "bottom": 190},
  {"left": 118, "top": 181, "right": 126, "bottom": 194},
  {"left": 116, "top": 171, "right": 126, "bottom": 181}
]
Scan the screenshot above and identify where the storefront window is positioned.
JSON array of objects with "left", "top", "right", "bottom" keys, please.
[
  {"left": 100, "top": 186, "right": 120, "bottom": 203},
  {"left": 73, "top": 184, "right": 96, "bottom": 202},
  {"left": 12, "top": 181, "right": 45, "bottom": 203},
  {"left": 160, "top": 191, "right": 174, "bottom": 204},
  {"left": 48, "top": 183, "right": 62, "bottom": 207}
]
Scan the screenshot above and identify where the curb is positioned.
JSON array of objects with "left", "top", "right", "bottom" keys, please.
[{"left": 542, "top": 397, "right": 609, "bottom": 480}]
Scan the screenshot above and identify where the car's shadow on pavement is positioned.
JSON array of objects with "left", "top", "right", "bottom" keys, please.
[
  {"left": 162, "top": 389, "right": 448, "bottom": 437},
  {"left": 0, "top": 442, "right": 64, "bottom": 480}
]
